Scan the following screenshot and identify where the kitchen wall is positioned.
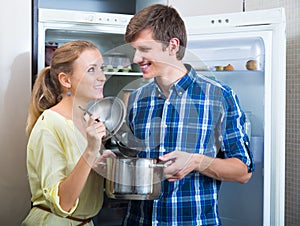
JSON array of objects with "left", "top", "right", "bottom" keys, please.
[
  {"left": 0, "top": 0, "right": 31, "bottom": 225},
  {"left": 168, "top": 0, "right": 244, "bottom": 16}
]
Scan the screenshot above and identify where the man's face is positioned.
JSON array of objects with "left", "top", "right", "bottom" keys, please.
[{"left": 131, "top": 28, "right": 172, "bottom": 79}]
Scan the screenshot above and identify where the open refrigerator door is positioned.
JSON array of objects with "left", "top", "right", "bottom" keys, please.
[{"left": 183, "top": 8, "right": 286, "bottom": 226}]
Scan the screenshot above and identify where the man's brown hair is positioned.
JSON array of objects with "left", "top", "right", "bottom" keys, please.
[{"left": 125, "top": 4, "right": 187, "bottom": 60}]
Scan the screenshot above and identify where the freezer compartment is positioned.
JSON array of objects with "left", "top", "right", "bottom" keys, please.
[
  {"left": 184, "top": 37, "right": 265, "bottom": 71},
  {"left": 43, "top": 29, "right": 138, "bottom": 72},
  {"left": 45, "top": 29, "right": 126, "bottom": 54}
]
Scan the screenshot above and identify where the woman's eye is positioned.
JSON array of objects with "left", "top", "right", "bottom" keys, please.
[
  {"left": 87, "top": 67, "right": 95, "bottom": 72},
  {"left": 100, "top": 65, "right": 105, "bottom": 72}
]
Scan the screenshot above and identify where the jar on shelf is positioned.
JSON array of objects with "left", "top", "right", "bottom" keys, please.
[{"left": 45, "top": 41, "right": 58, "bottom": 66}]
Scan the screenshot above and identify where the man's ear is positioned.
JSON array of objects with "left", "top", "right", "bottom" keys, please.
[
  {"left": 169, "top": 38, "right": 180, "bottom": 56},
  {"left": 58, "top": 72, "right": 71, "bottom": 89}
]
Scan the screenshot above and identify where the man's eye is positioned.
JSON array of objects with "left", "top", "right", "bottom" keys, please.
[
  {"left": 88, "top": 67, "right": 95, "bottom": 72},
  {"left": 135, "top": 46, "right": 150, "bottom": 52},
  {"left": 139, "top": 47, "right": 150, "bottom": 52}
]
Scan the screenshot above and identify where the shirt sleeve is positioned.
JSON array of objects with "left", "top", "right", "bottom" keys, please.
[
  {"left": 43, "top": 180, "right": 79, "bottom": 216},
  {"left": 28, "top": 125, "right": 79, "bottom": 217},
  {"left": 221, "top": 88, "right": 255, "bottom": 172}
]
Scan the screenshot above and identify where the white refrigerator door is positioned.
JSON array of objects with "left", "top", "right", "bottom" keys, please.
[{"left": 183, "top": 8, "right": 286, "bottom": 226}]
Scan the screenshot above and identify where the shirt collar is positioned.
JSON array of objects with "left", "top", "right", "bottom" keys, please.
[
  {"left": 172, "top": 64, "right": 196, "bottom": 97},
  {"left": 153, "top": 64, "right": 196, "bottom": 98}
]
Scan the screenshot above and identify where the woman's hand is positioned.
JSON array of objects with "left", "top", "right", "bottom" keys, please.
[
  {"left": 86, "top": 114, "right": 106, "bottom": 154},
  {"left": 93, "top": 149, "right": 116, "bottom": 177},
  {"left": 83, "top": 114, "right": 107, "bottom": 166}
]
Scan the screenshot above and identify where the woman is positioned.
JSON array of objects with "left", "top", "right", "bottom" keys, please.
[{"left": 22, "top": 40, "right": 114, "bottom": 225}]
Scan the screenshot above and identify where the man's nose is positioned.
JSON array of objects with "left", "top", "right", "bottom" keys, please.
[{"left": 133, "top": 50, "right": 143, "bottom": 64}]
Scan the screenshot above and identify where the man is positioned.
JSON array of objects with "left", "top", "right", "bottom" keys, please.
[{"left": 123, "top": 4, "right": 254, "bottom": 226}]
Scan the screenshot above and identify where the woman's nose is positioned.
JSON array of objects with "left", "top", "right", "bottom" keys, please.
[{"left": 97, "top": 70, "right": 106, "bottom": 81}]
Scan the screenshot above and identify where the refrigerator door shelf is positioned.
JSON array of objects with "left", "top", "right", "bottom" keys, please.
[{"left": 184, "top": 36, "right": 265, "bottom": 71}]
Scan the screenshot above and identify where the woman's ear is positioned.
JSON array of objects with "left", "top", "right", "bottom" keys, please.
[
  {"left": 168, "top": 38, "right": 180, "bottom": 56},
  {"left": 58, "top": 72, "right": 71, "bottom": 89}
]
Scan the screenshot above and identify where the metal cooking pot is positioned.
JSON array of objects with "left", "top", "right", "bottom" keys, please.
[{"left": 105, "top": 157, "right": 170, "bottom": 200}]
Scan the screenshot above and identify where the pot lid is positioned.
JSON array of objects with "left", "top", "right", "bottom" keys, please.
[{"left": 86, "top": 97, "right": 126, "bottom": 141}]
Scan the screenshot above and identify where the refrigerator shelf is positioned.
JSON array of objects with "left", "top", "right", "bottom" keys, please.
[
  {"left": 196, "top": 70, "right": 264, "bottom": 73},
  {"left": 197, "top": 70, "right": 265, "bottom": 80},
  {"left": 104, "top": 72, "right": 143, "bottom": 76}
]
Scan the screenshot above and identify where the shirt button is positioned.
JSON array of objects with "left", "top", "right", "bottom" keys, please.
[{"left": 179, "top": 91, "right": 183, "bottom": 96}]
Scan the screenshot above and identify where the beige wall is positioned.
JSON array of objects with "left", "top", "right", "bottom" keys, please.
[
  {"left": 169, "top": 0, "right": 243, "bottom": 16},
  {"left": 0, "top": 0, "right": 32, "bottom": 225}
]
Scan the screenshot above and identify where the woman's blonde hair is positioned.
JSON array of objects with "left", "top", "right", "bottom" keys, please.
[{"left": 26, "top": 40, "right": 98, "bottom": 136}]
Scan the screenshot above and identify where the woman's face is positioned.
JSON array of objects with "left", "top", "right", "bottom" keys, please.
[{"left": 71, "top": 48, "right": 106, "bottom": 102}]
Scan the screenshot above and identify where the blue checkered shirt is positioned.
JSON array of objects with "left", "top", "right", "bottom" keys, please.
[{"left": 122, "top": 65, "right": 254, "bottom": 226}]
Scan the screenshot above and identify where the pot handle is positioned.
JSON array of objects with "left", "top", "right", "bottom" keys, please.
[
  {"left": 97, "top": 162, "right": 107, "bottom": 166},
  {"left": 149, "top": 158, "right": 176, "bottom": 168}
]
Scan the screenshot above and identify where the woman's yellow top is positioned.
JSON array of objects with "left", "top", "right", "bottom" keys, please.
[{"left": 22, "top": 110, "right": 103, "bottom": 226}]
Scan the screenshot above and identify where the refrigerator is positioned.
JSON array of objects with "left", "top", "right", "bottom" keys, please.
[
  {"left": 36, "top": 7, "right": 286, "bottom": 226},
  {"left": 182, "top": 8, "right": 286, "bottom": 226}
]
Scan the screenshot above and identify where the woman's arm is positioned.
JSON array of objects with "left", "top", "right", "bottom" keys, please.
[{"left": 58, "top": 115, "right": 106, "bottom": 212}]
